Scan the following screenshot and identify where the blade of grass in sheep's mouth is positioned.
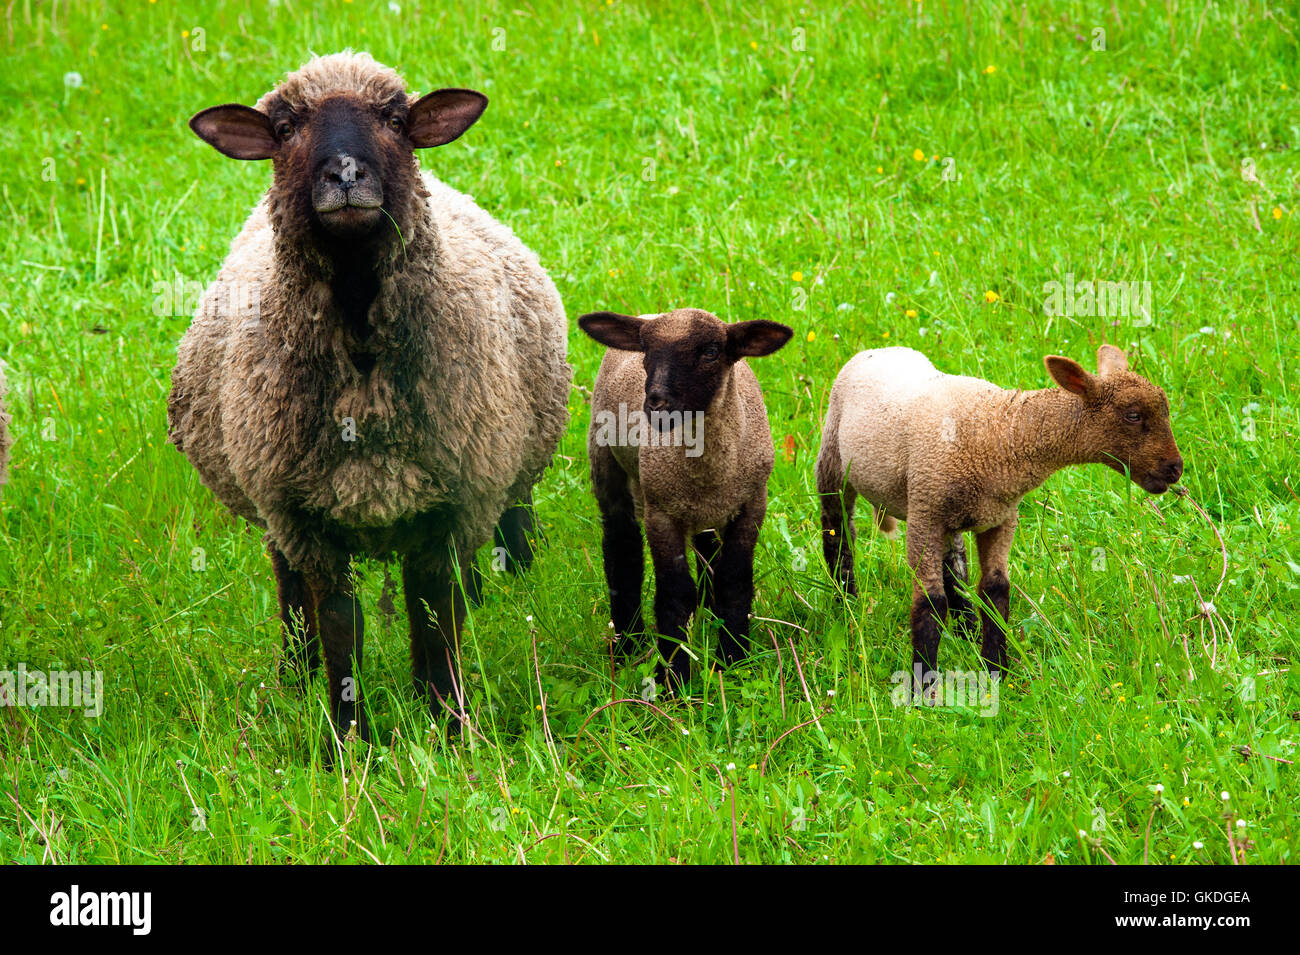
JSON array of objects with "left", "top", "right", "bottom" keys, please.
[{"left": 379, "top": 207, "right": 407, "bottom": 258}]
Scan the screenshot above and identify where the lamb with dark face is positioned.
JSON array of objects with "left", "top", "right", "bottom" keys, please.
[
  {"left": 579, "top": 308, "right": 792, "bottom": 687},
  {"left": 169, "top": 53, "right": 571, "bottom": 754}
]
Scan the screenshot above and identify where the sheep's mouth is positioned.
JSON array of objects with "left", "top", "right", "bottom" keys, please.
[
  {"left": 1140, "top": 475, "right": 1172, "bottom": 494},
  {"left": 316, "top": 202, "right": 386, "bottom": 236}
]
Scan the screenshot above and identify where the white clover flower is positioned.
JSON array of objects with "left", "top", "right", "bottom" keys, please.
[
  {"left": 64, "top": 72, "right": 83, "bottom": 88},
  {"left": 1155, "top": 784, "right": 1164, "bottom": 793},
  {"left": 1193, "top": 841, "right": 1203, "bottom": 849},
  {"left": 1221, "top": 791, "right": 1231, "bottom": 801}
]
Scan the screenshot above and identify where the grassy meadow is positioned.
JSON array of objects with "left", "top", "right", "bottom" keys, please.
[{"left": 0, "top": 0, "right": 1297, "bottom": 864}]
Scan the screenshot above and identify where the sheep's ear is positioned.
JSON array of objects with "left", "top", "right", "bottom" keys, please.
[
  {"left": 1096, "top": 344, "right": 1129, "bottom": 376},
  {"left": 190, "top": 105, "right": 278, "bottom": 160},
  {"left": 727, "top": 320, "right": 794, "bottom": 358},
  {"left": 578, "top": 312, "right": 645, "bottom": 352},
  {"left": 1045, "top": 355, "right": 1095, "bottom": 397},
  {"left": 408, "top": 89, "right": 488, "bottom": 148}
]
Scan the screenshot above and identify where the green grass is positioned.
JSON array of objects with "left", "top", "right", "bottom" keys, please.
[{"left": 1, "top": 0, "right": 1297, "bottom": 864}]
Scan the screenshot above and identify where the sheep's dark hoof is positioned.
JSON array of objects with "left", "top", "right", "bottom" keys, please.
[
  {"left": 950, "top": 602, "right": 979, "bottom": 641},
  {"left": 716, "top": 632, "right": 750, "bottom": 667},
  {"left": 655, "top": 645, "right": 692, "bottom": 693},
  {"left": 612, "top": 631, "right": 642, "bottom": 659},
  {"left": 320, "top": 717, "right": 371, "bottom": 769}
]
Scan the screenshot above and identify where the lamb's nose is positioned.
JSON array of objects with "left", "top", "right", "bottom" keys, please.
[
  {"left": 1164, "top": 458, "right": 1184, "bottom": 483},
  {"left": 646, "top": 391, "right": 668, "bottom": 412}
]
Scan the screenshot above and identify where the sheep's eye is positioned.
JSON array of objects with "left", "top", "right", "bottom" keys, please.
[
  {"left": 701, "top": 344, "right": 721, "bottom": 361},
  {"left": 275, "top": 120, "right": 294, "bottom": 140},
  {"left": 388, "top": 115, "right": 405, "bottom": 132},
  {"left": 1124, "top": 409, "right": 1143, "bottom": 423}
]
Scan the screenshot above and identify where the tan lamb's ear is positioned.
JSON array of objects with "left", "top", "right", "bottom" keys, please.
[
  {"left": 1096, "top": 344, "right": 1129, "bottom": 376},
  {"left": 1044, "top": 355, "right": 1095, "bottom": 397}
]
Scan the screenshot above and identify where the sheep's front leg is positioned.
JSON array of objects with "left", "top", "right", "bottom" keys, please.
[
  {"left": 593, "top": 447, "right": 644, "bottom": 656},
  {"left": 714, "top": 495, "right": 765, "bottom": 665},
  {"left": 307, "top": 566, "right": 368, "bottom": 745},
  {"left": 906, "top": 520, "right": 948, "bottom": 691},
  {"left": 693, "top": 530, "right": 721, "bottom": 619},
  {"left": 645, "top": 510, "right": 695, "bottom": 688},
  {"left": 404, "top": 552, "right": 470, "bottom": 723},
  {"left": 271, "top": 545, "right": 319, "bottom": 685},
  {"left": 974, "top": 518, "right": 1017, "bottom": 675}
]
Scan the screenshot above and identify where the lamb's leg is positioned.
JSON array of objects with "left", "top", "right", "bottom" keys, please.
[
  {"left": 307, "top": 566, "right": 369, "bottom": 745},
  {"left": 494, "top": 489, "right": 537, "bottom": 575},
  {"left": 693, "top": 530, "right": 721, "bottom": 619},
  {"left": 974, "top": 519, "right": 1017, "bottom": 675},
  {"left": 714, "top": 495, "right": 765, "bottom": 666},
  {"left": 645, "top": 510, "right": 695, "bottom": 689},
  {"left": 404, "top": 552, "right": 471, "bottom": 724},
  {"left": 906, "top": 520, "right": 948, "bottom": 695},
  {"left": 593, "top": 447, "right": 644, "bottom": 657},
  {"left": 943, "top": 534, "right": 979, "bottom": 640},
  {"left": 272, "top": 545, "right": 319, "bottom": 685},
  {"left": 817, "top": 443, "right": 857, "bottom": 597}
]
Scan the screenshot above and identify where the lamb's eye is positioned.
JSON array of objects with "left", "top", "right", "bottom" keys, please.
[
  {"left": 275, "top": 120, "right": 294, "bottom": 140},
  {"left": 701, "top": 344, "right": 721, "bottom": 361},
  {"left": 388, "top": 115, "right": 404, "bottom": 132},
  {"left": 1124, "top": 409, "right": 1143, "bottom": 423}
]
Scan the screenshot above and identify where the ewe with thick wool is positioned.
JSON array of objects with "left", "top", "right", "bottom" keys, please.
[
  {"left": 817, "top": 345, "right": 1182, "bottom": 681},
  {"left": 168, "top": 53, "right": 571, "bottom": 743},
  {"left": 579, "top": 309, "right": 792, "bottom": 685}
]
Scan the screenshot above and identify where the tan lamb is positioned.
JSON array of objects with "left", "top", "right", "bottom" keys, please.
[{"left": 816, "top": 344, "right": 1182, "bottom": 682}]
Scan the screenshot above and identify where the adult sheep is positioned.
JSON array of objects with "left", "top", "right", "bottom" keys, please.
[{"left": 168, "top": 52, "right": 571, "bottom": 746}]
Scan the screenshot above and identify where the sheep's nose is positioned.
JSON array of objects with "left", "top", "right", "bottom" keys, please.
[
  {"left": 646, "top": 391, "right": 668, "bottom": 412},
  {"left": 1163, "top": 458, "right": 1184, "bottom": 483},
  {"left": 320, "top": 155, "right": 369, "bottom": 188}
]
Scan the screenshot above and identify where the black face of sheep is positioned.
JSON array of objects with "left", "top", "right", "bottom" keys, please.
[
  {"left": 579, "top": 310, "right": 792, "bottom": 431},
  {"left": 189, "top": 87, "right": 486, "bottom": 244}
]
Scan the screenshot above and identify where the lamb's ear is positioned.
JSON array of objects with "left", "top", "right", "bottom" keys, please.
[
  {"left": 408, "top": 89, "right": 488, "bottom": 148},
  {"left": 1045, "top": 355, "right": 1095, "bottom": 397},
  {"left": 727, "top": 320, "right": 794, "bottom": 358},
  {"left": 1096, "top": 344, "right": 1129, "bottom": 376},
  {"left": 578, "top": 312, "right": 645, "bottom": 352},
  {"left": 190, "top": 105, "right": 278, "bottom": 160}
]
